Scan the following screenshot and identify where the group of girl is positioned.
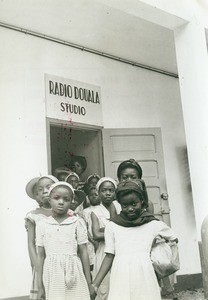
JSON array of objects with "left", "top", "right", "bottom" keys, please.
[{"left": 25, "top": 159, "right": 177, "bottom": 300}]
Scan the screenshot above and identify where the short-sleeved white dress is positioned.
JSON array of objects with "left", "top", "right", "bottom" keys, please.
[
  {"left": 104, "top": 220, "right": 177, "bottom": 300},
  {"left": 36, "top": 216, "right": 90, "bottom": 300}
]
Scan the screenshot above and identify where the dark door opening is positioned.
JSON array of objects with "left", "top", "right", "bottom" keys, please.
[{"left": 50, "top": 123, "right": 104, "bottom": 181}]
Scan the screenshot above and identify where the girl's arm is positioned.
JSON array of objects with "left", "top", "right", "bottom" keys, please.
[
  {"left": 93, "top": 222, "right": 115, "bottom": 289},
  {"left": 78, "top": 243, "right": 96, "bottom": 299},
  {"left": 91, "top": 212, "right": 104, "bottom": 241},
  {"left": 87, "top": 230, "right": 95, "bottom": 244},
  {"left": 93, "top": 253, "right": 114, "bottom": 290},
  {"left": 156, "top": 221, "right": 178, "bottom": 243},
  {"left": 27, "top": 219, "right": 37, "bottom": 269},
  {"left": 37, "top": 246, "right": 46, "bottom": 300},
  {"left": 109, "top": 202, "right": 117, "bottom": 219}
]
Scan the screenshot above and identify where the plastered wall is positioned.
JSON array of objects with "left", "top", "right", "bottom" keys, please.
[{"left": 0, "top": 27, "right": 201, "bottom": 298}]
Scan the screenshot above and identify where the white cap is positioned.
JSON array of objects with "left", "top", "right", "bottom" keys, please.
[
  {"left": 49, "top": 181, "right": 75, "bottom": 198},
  {"left": 96, "top": 177, "right": 118, "bottom": 191}
]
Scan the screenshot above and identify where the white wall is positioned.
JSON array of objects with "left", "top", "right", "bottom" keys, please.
[{"left": 0, "top": 27, "right": 201, "bottom": 298}]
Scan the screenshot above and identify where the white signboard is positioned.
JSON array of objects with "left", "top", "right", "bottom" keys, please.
[{"left": 45, "top": 74, "right": 102, "bottom": 126}]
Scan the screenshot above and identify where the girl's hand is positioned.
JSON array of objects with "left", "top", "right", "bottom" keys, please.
[
  {"left": 89, "top": 283, "right": 97, "bottom": 299},
  {"left": 37, "top": 286, "right": 45, "bottom": 300},
  {"left": 88, "top": 232, "right": 95, "bottom": 244},
  {"left": 94, "top": 240, "right": 99, "bottom": 252}
]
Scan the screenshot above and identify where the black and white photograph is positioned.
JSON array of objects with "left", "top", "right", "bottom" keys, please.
[{"left": 1, "top": 1, "right": 208, "bottom": 300}]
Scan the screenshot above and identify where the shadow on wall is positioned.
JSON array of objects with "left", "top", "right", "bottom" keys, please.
[
  {"left": 176, "top": 146, "right": 192, "bottom": 193},
  {"left": 176, "top": 146, "right": 198, "bottom": 228}
]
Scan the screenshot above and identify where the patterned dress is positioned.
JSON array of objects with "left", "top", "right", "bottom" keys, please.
[
  {"left": 104, "top": 220, "right": 177, "bottom": 300},
  {"left": 25, "top": 209, "right": 52, "bottom": 300},
  {"left": 36, "top": 216, "right": 90, "bottom": 300}
]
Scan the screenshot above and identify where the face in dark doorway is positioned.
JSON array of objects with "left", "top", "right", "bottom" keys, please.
[
  {"left": 66, "top": 175, "right": 79, "bottom": 189},
  {"left": 71, "top": 161, "right": 83, "bottom": 176}
]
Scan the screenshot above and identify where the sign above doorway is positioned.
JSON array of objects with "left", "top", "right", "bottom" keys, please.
[{"left": 45, "top": 74, "right": 102, "bottom": 126}]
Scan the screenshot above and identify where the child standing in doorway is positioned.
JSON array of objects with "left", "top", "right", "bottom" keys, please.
[
  {"left": 36, "top": 182, "right": 96, "bottom": 300},
  {"left": 92, "top": 180, "right": 177, "bottom": 300},
  {"left": 86, "top": 174, "right": 100, "bottom": 188},
  {"left": 91, "top": 177, "right": 117, "bottom": 300},
  {"left": 65, "top": 172, "right": 80, "bottom": 190},
  {"left": 69, "top": 155, "right": 87, "bottom": 190},
  {"left": 66, "top": 172, "right": 88, "bottom": 213},
  {"left": 53, "top": 167, "right": 71, "bottom": 181},
  {"left": 83, "top": 174, "right": 100, "bottom": 207},
  {"left": 25, "top": 175, "right": 58, "bottom": 299}
]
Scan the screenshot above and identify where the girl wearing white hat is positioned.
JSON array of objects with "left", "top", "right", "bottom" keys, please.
[{"left": 25, "top": 175, "right": 58, "bottom": 300}]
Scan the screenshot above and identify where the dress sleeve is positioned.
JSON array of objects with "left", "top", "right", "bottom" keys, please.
[
  {"left": 104, "top": 222, "right": 115, "bottom": 255},
  {"left": 75, "top": 203, "right": 84, "bottom": 218},
  {"left": 76, "top": 218, "right": 88, "bottom": 245},
  {"left": 36, "top": 221, "right": 45, "bottom": 247},
  {"left": 82, "top": 209, "right": 89, "bottom": 223},
  {"left": 82, "top": 209, "right": 92, "bottom": 230},
  {"left": 155, "top": 221, "right": 177, "bottom": 242},
  {"left": 25, "top": 212, "right": 35, "bottom": 224}
]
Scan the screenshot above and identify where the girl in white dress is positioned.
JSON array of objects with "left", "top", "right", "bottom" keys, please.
[
  {"left": 93, "top": 180, "right": 177, "bottom": 300},
  {"left": 25, "top": 175, "right": 58, "bottom": 299},
  {"left": 36, "top": 182, "right": 96, "bottom": 300},
  {"left": 91, "top": 177, "right": 117, "bottom": 300}
]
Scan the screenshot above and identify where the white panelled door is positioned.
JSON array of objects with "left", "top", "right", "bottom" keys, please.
[{"left": 102, "top": 128, "right": 170, "bottom": 225}]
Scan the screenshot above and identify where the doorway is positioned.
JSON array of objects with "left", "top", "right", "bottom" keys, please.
[
  {"left": 47, "top": 121, "right": 170, "bottom": 224},
  {"left": 47, "top": 119, "right": 104, "bottom": 181}
]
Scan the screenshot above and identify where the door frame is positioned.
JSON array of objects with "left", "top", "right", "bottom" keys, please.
[{"left": 46, "top": 117, "right": 104, "bottom": 175}]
